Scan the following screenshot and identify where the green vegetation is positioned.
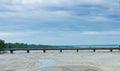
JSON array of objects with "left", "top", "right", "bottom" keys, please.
[
  {"left": 6, "top": 43, "right": 58, "bottom": 49},
  {"left": 0, "top": 39, "right": 6, "bottom": 53},
  {"left": 0, "top": 39, "right": 6, "bottom": 50},
  {"left": 0, "top": 39, "right": 59, "bottom": 54},
  {"left": 0, "top": 39, "right": 57, "bottom": 51},
  {"left": 0, "top": 39, "right": 58, "bottom": 51}
]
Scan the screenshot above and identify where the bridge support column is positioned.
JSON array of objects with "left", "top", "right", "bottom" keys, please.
[
  {"left": 77, "top": 49, "right": 79, "bottom": 53},
  {"left": 10, "top": 50, "right": 13, "bottom": 54},
  {"left": 27, "top": 50, "right": 30, "bottom": 53},
  {"left": 43, "top": 50, "right": 46, "bottom": 53},
  {"left": 110, "top": 49, "right": 113, "bottom": 52},
  {"left": 93, "top": 49, "right": 96, "bottom": 52},
  {"left": 60, "top": 49, "right": 62, "bottom": 53}
]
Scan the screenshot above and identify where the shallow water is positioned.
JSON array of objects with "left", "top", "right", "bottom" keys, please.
[{"left": 69, "top": 67, "right": 85, "bottom": 71}]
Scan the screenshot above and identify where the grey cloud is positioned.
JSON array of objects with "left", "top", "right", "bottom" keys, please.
[{"left": 0, "top": 0, "right": 120, "bottom": 23}]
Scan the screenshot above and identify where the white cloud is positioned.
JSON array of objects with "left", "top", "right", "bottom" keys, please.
[
  {"left": 2, "top": 0, "right": 106, "bottom": 5},
  {"left": 82, "top": 31, "right": 120, "bottom": 35},
  {"left": 92, "top": 16, "right": 111, "bottom": 21},
  {"left": 0, "top": 0, "right": 118, "bottom": 12},
  {"left": 0, "top": 32, "right": 14, "bottom": 36},
  {"left": 0, "top": 30, "right": 120, "bottom": 45},
  {"left": 1, "top": 30, "right": 120, "bottom": 38},
  {"left": 0, "top": 31, "right": 38, "bottom": 37},
  {"left": 0, "top": 0, "right": 119, "bottom": 45}
]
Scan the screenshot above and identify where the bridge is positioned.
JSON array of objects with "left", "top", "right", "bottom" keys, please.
[{"left": 5, "top": 46, "right": 120, "bottom": 53}]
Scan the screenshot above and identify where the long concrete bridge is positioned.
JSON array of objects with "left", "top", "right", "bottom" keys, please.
[{"left": 5, "top": 46, "right": 120, "bottom": 53}]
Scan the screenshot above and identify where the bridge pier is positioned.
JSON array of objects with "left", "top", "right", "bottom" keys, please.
[
  {"left": 27, "top": 50, "right": 30, "bottom": 53},
  {"left": 10, "top": 50, "right": 13, "bottom": 54},
  {"left": 43, "top": 50, "right": 46, "bottom": 53},
  {"left": 77, "top": 49, "right": 79, "bottom": 53},
  {"left": 60, "top": 49, "right": 62, "bottom": 53},
  {"left": 93, "top": 49, "right": 96, "bottom": 52},
  {"left": 110, "top": 49, "right": 113, "bottom": 52}
]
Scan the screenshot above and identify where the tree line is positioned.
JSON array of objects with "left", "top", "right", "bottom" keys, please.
[
  {"left": 6, "top": 43, "right": 57, "bottom": 48},
  {"left": 0, "top": 39, "right": 58, "bottom": 51}
]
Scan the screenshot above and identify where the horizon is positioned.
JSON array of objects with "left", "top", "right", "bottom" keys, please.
[{"left": 0, "top": 0, "right": 120, "bottom": 45}]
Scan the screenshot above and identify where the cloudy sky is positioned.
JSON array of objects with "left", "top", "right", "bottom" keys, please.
[{"left": 0, "top": 0, "right": 120, "bottom": 45}]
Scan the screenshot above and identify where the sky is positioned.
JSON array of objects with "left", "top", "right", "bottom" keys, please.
[{"left": 0, "top": 0, "right": 120, "bottom": 45}]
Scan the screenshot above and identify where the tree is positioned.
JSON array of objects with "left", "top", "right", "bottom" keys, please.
[{"left": 0, "top": 39, "right": 6, "bottom": 51}]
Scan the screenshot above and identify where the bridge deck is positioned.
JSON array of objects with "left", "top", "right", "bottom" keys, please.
[
  {"left": 4, "top": 47, "right": 120, "bottom": 53},
  {"left": 6, "top": 47, "right": 120, "bottom": 50}
]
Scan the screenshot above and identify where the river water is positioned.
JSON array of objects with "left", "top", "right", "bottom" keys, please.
[{"left": 69, "top": 67, "right": 85, "bottom": 71}]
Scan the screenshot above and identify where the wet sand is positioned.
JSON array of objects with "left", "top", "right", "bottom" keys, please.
[{"left": 0, "top": 50, "right": 120, "bottom": 71}]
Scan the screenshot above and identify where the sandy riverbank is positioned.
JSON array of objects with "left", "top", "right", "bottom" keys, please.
[{"left": 0, "top": 50, "right": 120, "bottom": 71}]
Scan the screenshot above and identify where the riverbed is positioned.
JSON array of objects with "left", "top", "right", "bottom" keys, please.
[{"left": 0, "top": 50, "right": 120, "bottom": 71}]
